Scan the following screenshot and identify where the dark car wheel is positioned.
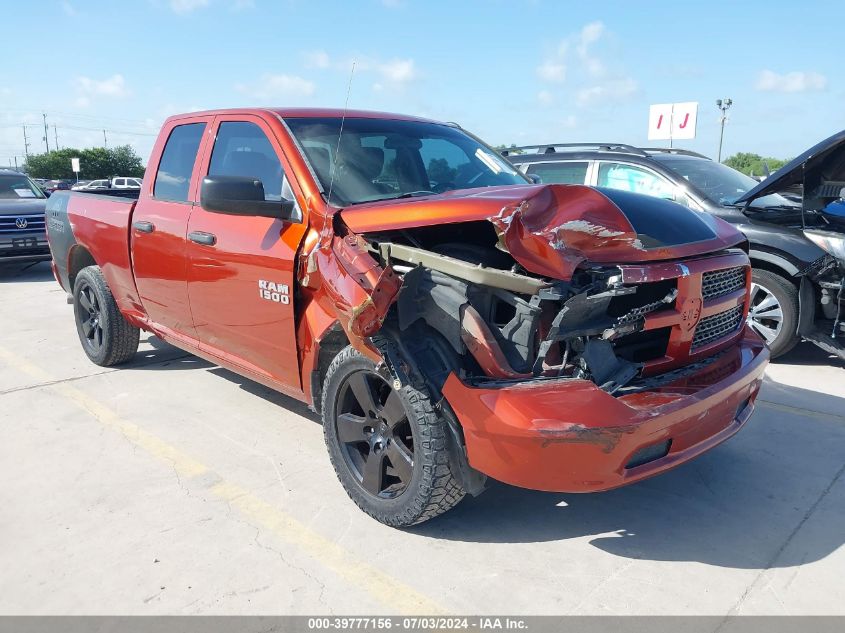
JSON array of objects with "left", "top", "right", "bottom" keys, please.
[
  {"left": 73, "top": 265, "right": 140, "bottom": 366},
  {"left": 321, "top": 344, "right": 465, "bottom": 527},
  {"left": 747, "top": 269, "right": 799, "bottom": 359}
]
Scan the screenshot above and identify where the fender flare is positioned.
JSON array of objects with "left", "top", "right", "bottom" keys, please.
[{"left": 748, "top": 249, "right": 800, "bottom": 278}]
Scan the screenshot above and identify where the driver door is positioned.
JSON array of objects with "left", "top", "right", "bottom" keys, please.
[{"left": 186, "top": 115, "right": 308, "bottom": 392}]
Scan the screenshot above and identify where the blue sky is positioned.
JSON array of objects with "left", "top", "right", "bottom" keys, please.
[{"left": 1, "top": 0, "right": 842, "bottom": 167}]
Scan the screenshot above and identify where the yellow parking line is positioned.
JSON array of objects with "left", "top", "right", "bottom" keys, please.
[{"left": 0, "top": 344, "right": 446, "bottom": 614}]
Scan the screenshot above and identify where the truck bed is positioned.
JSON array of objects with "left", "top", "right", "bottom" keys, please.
[{"left": 46, "top": 191, "right": 139, "bottom": 316}]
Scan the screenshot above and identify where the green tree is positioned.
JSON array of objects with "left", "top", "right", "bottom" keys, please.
[
  {"left": 723, "top": 152, "right": 789, "bottom": 177},
  {"left": 427, "top": 158, "right": 457, "bottom": 184},
  {"left": 24, "top": 145, "right": 145, "bottom": 180}
]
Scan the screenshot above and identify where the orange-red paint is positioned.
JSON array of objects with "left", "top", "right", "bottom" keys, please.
[{"left": 51, "top": 107, "right": 768, "bottom": 495}]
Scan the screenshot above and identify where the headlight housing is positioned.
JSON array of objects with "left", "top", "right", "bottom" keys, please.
[{"left": 804, "top": 229, "right": 845, "bottom": 261}]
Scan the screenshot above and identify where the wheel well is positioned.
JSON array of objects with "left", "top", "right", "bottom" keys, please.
[
  {"left": 68, "top": 246, "right": 96, "bottom": 292},
  {"left": 749, "top": 257, "right": 798, "bottom": 287},
  {"left": 311, "top": 324, "right": 350, "bottom": 415}
]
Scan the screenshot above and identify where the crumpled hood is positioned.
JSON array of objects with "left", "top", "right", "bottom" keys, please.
[{"left": 340, "top": 184, "right": 744, "bottom": 279}]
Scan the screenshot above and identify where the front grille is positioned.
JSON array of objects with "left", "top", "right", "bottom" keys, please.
[
  {"left": 702, "top": 266, "right": 745, "bottom": 300},
  {"left": 0, "top": 213, "right": 46, "bottom": 234},
  {"left": 691, "top": 305, "right": 744, "bottom": 351}
]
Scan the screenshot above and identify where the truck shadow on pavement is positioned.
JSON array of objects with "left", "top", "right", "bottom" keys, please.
[
  {"left": 136, "top": 335, "right": 321, "bottom": 423},
  {"left": 777, "top": 340, "right": 845, "bottom": 368},
  {"left": 411, "top": 378, "right": 845, "bottom": 571},
  {"left": 0, "top": 261, "right": 55, "bottom": 283}
]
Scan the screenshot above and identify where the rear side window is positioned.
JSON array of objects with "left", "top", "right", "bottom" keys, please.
[
  {"left": 526, "top": 161, "right": 589, "bottom": 185},
  {"left": 597, "top": 162, "right": 676, "bottom": 199},
  {"left": 154, "top": 122, "right": 206, "bottom": 202}
]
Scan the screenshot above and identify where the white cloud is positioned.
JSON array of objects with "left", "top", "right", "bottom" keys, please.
[
  {"left": 61, "top": 1, "right": 77, "bottom": 16},
  {"left": 304, "top": 50, "right": 332, "bottom": 69},
  {"left": 755, "top": 70, "right": 827, "bottom": 93},
  {"left": 169, "top": 0, "right": 209, "bottom": 13},
  {"left": 537, "top": 20, "right": 606, "bottom": 84},
  {"left": 536, "top": 61, "right": 566, "bottom": 83},
  {"left": 576, "top": 78, "right": 637, "bottom": 106},
  {"left": 235, "top": 73, "right": 316, "bottom": 100},
  {"left": 537, "top": 90, "right": 555, "bottom": 106},
  {"left": 302, "top": 51, "right": 418, "bottom": 90},
  {"left": 73, "top": 74, "right": 129, "bottom": 107},
  {"left": 378, "top": 58, "right": 415, "bottom": 83}
]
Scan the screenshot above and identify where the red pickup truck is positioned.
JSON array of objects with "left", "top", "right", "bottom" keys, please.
[{"left": 46, "top": 108, "right": 769, "bottom": 527}]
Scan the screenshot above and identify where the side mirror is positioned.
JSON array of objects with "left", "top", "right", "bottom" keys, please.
[
  {"left": 200, "top": 175, "right": 295, "bottom": 220},
  {"left": 526, "top": 173, "right": 542, "bottom": 184}
]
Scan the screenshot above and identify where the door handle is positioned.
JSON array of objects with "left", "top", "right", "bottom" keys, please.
[
  {"left": 188, "top": 231, "right": 217, "bottom": 246},
  {"left": 132, "top": 221, "right": 155, "bottom": 233}
]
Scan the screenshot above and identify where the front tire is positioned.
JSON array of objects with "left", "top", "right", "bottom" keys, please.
[
  {"left": 73, "top": 265, "right": 140, "bottom": 366},
  {"left": 747, "top": 269, "right": 799, "bottom": 359},
  {"left": 321, "top": 344, "right": 465, "bottom": 527}
]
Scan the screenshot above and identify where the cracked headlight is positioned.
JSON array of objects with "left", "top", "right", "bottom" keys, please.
[{"left": 804, "top": 229, "right": 845, "bottom": 261}]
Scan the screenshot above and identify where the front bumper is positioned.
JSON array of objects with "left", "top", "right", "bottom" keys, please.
[
  {"left": 443, "top": 327, "right": 769, "bottom": 492},
  {"left": 0, "top": 232, "right": 51, "bottom": 263}
]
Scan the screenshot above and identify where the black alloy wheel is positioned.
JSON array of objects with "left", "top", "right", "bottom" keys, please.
[
  {"left": 76, "top": 279, "right": 104, "bottom": 354},
  {"left": 335, "top": 369, "right": 415, "bottom": 498},
  {"left": 72, "top": 265, "right": 140, "bottom": 366}
]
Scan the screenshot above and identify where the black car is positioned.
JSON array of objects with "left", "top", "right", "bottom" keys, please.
[
  {"left": 504, "top": 136, "right": 845, "bottom": 360},
  {"left": 0, "top": 169, "right": 51, "bottom": 265}
]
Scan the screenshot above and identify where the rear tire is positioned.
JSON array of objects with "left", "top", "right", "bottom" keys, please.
[
  {"left": 748, "top": 269, "right": 799, "bottom": 359},
  {"left": 321, "top": 343, "right": 465, "bottom": 527},
  {"left": 73, "top": 265, "right": 140, "bottom": 366}
]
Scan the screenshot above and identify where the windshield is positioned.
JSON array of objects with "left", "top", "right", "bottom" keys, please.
[
  {"left": 284, "top": 117, "right": 526, "bottom": 206},
  {"left": 653, "top": 156, "right": 797, "bottom": 208},
  {"left": 0, "top": 175, "right": 46, "bottom": 200}
]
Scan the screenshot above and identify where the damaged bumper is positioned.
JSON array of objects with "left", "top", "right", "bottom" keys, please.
[{"left": 442, "top": 326, "right": 768, "bottom": 492}]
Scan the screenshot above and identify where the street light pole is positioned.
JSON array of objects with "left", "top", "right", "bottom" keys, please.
[{"left": 716, "top": 98, "right": 733, "bottom": 163}]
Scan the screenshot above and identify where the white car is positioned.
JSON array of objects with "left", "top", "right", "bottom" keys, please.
[{"left": 111, "top": 177, "right": 142, "bottom": 189}]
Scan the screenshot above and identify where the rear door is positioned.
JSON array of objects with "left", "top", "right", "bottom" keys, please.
[
  {"left": 131, "top": 117, "right": 211, "bottom": 344},
  {"left": 185, "top": 114, "right": 308, "bottom": 391},
  {"left": 595, "top": 160, "right": 698, "bottom": 208}
]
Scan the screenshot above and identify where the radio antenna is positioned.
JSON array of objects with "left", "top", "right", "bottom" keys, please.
[{"left": 326, "top": 60, "right": 355, "bottom": 207}]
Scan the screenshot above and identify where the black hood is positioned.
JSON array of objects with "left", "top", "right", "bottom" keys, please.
[
  {"left": 734, "top": 129, "right": 845, "bottom": 211},
  {"left": 0, "top": 197, "right": 47, "bottom": 216}
]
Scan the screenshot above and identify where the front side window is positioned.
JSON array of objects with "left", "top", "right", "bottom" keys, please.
[
  {"left": 597, "top": 162, "right": 677, "bottom": 200},
  {"left": 526, "top": 161, "right": 589, "bottom": 185},
  {"left": 285, "top": 117, "right": 526, "bottom": 206},
  {"left": 0, "top": 175, "right": 46, "bottom": 199},
  {"left": 652, "top": 155, "right": 797, "bottom": 208},
  {"left": 153, "top": 122, "right": 206, "bottom": 202},
  {"left": 208, "top": 121, "right": 285, "bottom": 201}
]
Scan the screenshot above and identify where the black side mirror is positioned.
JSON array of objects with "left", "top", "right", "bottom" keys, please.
[{"left": 200, "top": 175, "right": 295, "bottom": 220}]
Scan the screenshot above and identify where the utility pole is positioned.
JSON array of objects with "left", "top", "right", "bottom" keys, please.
[
  {"left": 53, "top": 125, "right": 59, "bottom": 151},
  {"left": 13, "top": 156, "right": 18, "bottom": 170},
  {"left": 103, "top": 129, "right": 108, "bottom": 148},
  {"left": 22, "top": 125, "right": 30, "bottom": 159},
  {"left": 42, "top": 113, "right": 50, "bottom": 153},
  {"left": 716, "top": 98, "right": 733, "bottom": 163}
]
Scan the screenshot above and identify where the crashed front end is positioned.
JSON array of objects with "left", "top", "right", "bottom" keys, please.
[{"left": 319, "top": 184, "right": 769, "bottom": 492}]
